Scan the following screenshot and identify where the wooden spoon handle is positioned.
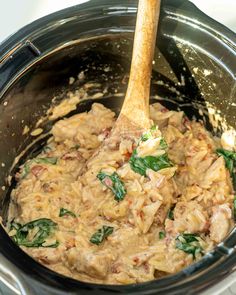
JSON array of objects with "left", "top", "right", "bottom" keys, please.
[{"left": 119, "top": 0, "right": 161, "bottom": 129}]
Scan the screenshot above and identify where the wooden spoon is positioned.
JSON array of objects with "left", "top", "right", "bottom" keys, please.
[
  {"left": 84, "top": 0, "right": 161, "bottom": 167},
  {"left": 110, "top": 0, "right": 161, "bottom": 141}
]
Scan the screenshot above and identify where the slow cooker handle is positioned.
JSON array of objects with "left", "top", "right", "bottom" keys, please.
[
  {"left": 0, "top": 40, "right": 40, "bottom": 95},
  {"left": 0, "top": 254, "right": 32, "bottom": 295}
]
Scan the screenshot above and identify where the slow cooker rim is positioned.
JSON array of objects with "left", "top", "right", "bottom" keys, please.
[
  {"left": 0, "top": 0, "right": 235, "bottom": 294},
  {"left": 1, "top": 0, "right": 236, "bottom": 57}
]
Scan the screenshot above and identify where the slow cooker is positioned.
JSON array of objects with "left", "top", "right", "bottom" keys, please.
[{"left": 0, "top": 0, "right": 235, "bottom": 294}]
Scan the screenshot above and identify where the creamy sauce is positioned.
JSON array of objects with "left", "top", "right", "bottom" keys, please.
[{"left": 7, "top": 102, "right": 235, "bottom": 284}]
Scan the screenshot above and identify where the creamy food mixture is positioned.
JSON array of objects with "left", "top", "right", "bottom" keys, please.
[{"left": 7, "top": 102, "right": 236, "bottom": 284}]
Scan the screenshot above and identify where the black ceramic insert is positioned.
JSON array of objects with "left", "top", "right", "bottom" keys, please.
[{"left": 0, "top": 0, "right": 235, "bottom": 294}]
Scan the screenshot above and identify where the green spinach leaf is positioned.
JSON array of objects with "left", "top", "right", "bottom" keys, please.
[
  {"left": 129, "top": 149, "right": 172, "bottom": 176},
  {"left": 129, "top": 126, "right": 171, "bottom": 176},
  {"left": 11, "top": 218, "right": 59, "bottom": 248},
  {"left": 90, "top": 225, "right": 114, "bottom": 245},
  {"left": 216, "top": 148, "right": 236, "bottom": 174},
  {"left": 141, "top": 125, "right": 157, "bottom": 142},
  {"left": 34, "top": 157, "right": 58, "bottom": 165},
  {"left": 10, "top": 220, "right": 21, "bottom": 231},
  {"left": 159, "top": 138, "right": 168, "bottom": 150},
  {"left": 43, "top": 146, "right": 52, "bottom": 153},
  {"left": 97, "top": 172, "right": 126, "bottom": 202},
  {"left": 159, "top": 231, "right": 166, "bottom": 239},
  {"left": 216, "top": 148, "right": 236, "bottom": 195},
  {"left": 167, "top": 207, "right": 175, "bottom": 220},
  {"left": 234, "top": 196, "right": 236, "bottom": 222},
  {"left": 176, "top": 233, "right": 203, "bottom": 259},
  {"left": 140, "top": 126, "right": 168, "bottom": 150},
  {"left": 59, "top": 208, "right": 76, "bottom": 218}
]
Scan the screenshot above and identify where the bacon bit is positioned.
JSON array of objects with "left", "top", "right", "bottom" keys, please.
[
  {"left": 83, "top": 202, "right": 91, "bottom": 210},
  {"left": 161, "top": 107, "right": 168, "bottom": 113},
  {"left": 116, "top": 160, "right": 123, "bottom": 168},
  {"left": 137, "top": 211, "right": 144, "bottom": 220},
  {"left": 178, "top": 163, "right": 185, "bottom": 167},
  {"left": 35, "top": 195, "right": 41, "bottom": 202},
  {"left": 143, "top": 262, "right": 150, "bottom": 273},
  {"left": 155, "top": 207, "right": 167, "bottom": 224},
  {"left": 207, "top": 143, "right": 213, "bottom": 150},
  {"left": 38, "top": 256, "right": 50, "bottom": 265},
  {"left": 73, "top": 218, "right": 79, "bottom": 224},
  {"left": 107, "top": 140, "right": 120, "bottom": 151},
  {"left": 15, "top": 172, "right": 21, "bottom": 181},
  {"left": 111, "top": 263, "right": 121, "bottom": 274},
  {"left": 128, "top": 199, "right": 133, "bottom": 206},
  {"left": 187, "top": 146, "right": 199, "bottom": 156},
  {"left": 183, "top": 117, "right": 191, "bottom": 129},
  {"left": 101, "top": 127, "right": 112, "bottom": 138},
  {"left": 180, "top": 260, "right": 186, "bottom": 266},
  {"left": 124, "top": 151, "right": 132, "bottom": 160},
  {"left": 197, "top": 133, "right": 207, "bottom": 140},
  {"left": 104, "top": 214, "right": 112, "bottom": 221},
  {"left": 62, "top": 154, "right": 74, "bottom": 160},
  {"left": 140, "top": 211, "right": 145, "bottom": 220},
  {"left": 202, "top": 154, "right": 208, "bottom": 161},
  {"left": 42, "top": 183, "right": 54, "bottom": 193},
  {"left": 156, "top": 176, "right": 165, "bottom": 188},
  {"left": 132, "top": 142, "right": 137, "bottom": 150},
  {"left": 164, "top": 233, "right": 174, "bottom": 246},
  {"left": 31, "top": 165, "right": 46, "bottom": 177},
  {"left": 165, "top": 219, "right": 175, "bottom": 235},
  {"left": 62, "top": 151, "right": 82, "bottom": 160},
  {"left": 202, "top": 220, "right": 210, "bottom": 232},
  {"left": 63, "top": 197, "right": 72, "bottom": 205},
  {"left": 193, "top": 146, "right": 199, "bottom": 152},
  {"left": 183, "top": 117, "right": 189, "bottom": 124},
  {"left": 133, "top": 257, "right": 140, "bottom": 264},
  {"left": 104, "top": 177, "right": 113, "bottom": 187},
  {"left": 65, "top": 239, "right": 75, "bottom": 250}
]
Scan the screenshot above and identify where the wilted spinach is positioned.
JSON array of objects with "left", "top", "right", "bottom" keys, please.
[
  {"left": 167, "top": 206, "right": 175, "bottom": 220},
  {"left": 159, "top": 138, "right": 168, "bottom": 150},
  {"left": 176, "top": 233, "right": 203, "bottom": 259},
  {"left": 216, "top": 148, "right": 236, "bottom": 189},
  {"left": 141, "top": 125, "right": 157, "bottom": 142},
  {"left": 129, "top": 149, "right": 172, "bottom": 176},
  {"left": 97, "top": 171, "right": 127, "bottom": 202},
  {"left": 234, "top": 196, "right": 236, "bottom": 221},
  {"left": 10, "top": 218, "right": 59, "bottom": 248},
  {"left": 140, "top": 126, "right": 168, "bottom": 151},
  {"left": 59, "top": 208, "right": 76, "bottom": 218},
  {"left": 159, "top": 231, "right": 166, "bottom": 239},
  {"left": 90, "top": 225, "right": 114, "bottom": 245},
  {"left": 130, "top": 126, "right": 172, "bottom": 176}
]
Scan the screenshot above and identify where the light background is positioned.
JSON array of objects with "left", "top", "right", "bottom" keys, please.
[
  {"left": 0, "top": 0, "right": 236, "bottom": 43},
  {"left": 0, "top": 0, "right": 235, "bottom": 294}
]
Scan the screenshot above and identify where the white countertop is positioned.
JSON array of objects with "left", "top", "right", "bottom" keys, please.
[{"left": 0, "top": 1, "right": 235, "bottom": 294}]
